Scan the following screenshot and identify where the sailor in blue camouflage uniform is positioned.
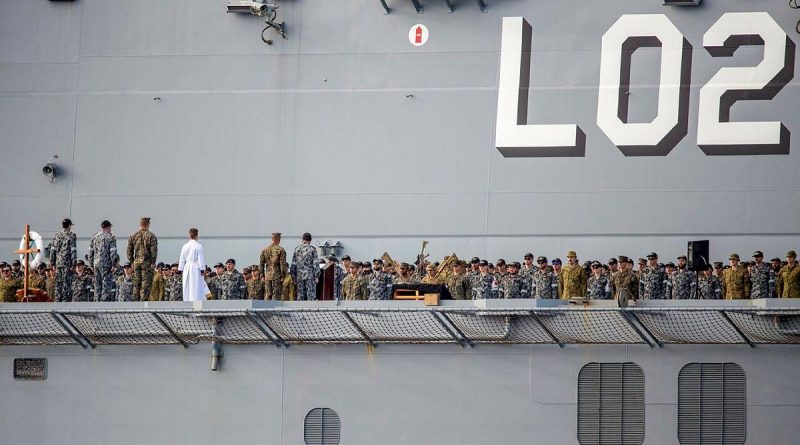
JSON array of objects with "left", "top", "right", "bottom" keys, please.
[
  {"left": 639, "top": 252, "right": 669, "bottom": 299},
  {"left": 71, "top": 260, "right": 93, "bottom": 302},
  {"left": 368, "top": 261, "right": 393, "bottom": 300},
  {"left": 291, "top": 233, "right": 320, "bottom": 301},
  {"left": 749, "top": 251, "right": 776, "bottom": 298},
  {"left": 499, "top": 262, "right": 529, "bottom": 299},
  {"left": 668, "top": 255, "right": 696, "bottom": 299},
  {"left": 696, "top": 265, "right": 722, "bottom": 299},
  {"left": 88, "top": 220, "right": 119, "bottom": 302},
  {"left": 50, "top": 218, "right": 78, "bottom": 302},
  {"left": 472, "top": 260, "right": 495, "bottom": 299},
  {"left": 219, "top": 259, "right": 247, "bottom": 300},
  {"left": 531, "top": 256, "right": 559, "bottom": 299},
  {"left": 587, "top": 262, "right": 611, "bottom": 299},
  {"left": 116, "top": 264, "right": 135, "bottom": 302},
  {"left": 166, "top": 265, "right": 183, "bottom": 301}
]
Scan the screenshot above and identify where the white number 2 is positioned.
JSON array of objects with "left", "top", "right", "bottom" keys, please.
[{"left": 697, "top": 12, "right": 794, "bottom": 155}]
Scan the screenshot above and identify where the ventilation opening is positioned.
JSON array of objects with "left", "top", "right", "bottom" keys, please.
[
  {"left": 14, "top": 358, "right": 47, "bottom": 380},
  {"left": 678, "top": 362, "right": 746, "bottom": 445},
  {"left": 304, "top": 408, "right": 341, "bottom": 445},
  {"left": 578, "top": 362, "right": 645, "bottom": 445}
]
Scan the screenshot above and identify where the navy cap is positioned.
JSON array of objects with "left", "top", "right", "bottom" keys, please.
[
  {"left": 214, "top": 262, "right": 224, "bottom": 268},
  {"left": 552, "top": 258, "right": 562, "bottom": 265},
  {"left": 225, "top": 258, "right": 235, "bottom": 265}
]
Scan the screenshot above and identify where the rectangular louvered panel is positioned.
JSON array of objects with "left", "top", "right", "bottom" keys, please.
[
  {"left": 578, "top": 363, "right": 644, "bottom": 445},
  {"left": 679, "top": 363, "right": 746, "bottom": 445}
]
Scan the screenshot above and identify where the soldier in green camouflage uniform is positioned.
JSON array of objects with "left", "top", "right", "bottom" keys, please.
[
  {"left": 722, "top": 253, "right": 750, "bottom": 299},
  {"left": 88, "top": 220, "right": 119, "bottom": 302},
  {"left": 11, "top": 260, "right": 23, "bottom": 280},
  {"left": 219, "top": 259, "right": 247, "bottom": 300},
  {"left": 248, "top": 267, "right": 266, "bottom": 300},
  {"left": 749, "top": 251, "right": 776, "bottom": 298},
  {"left": 559, "top": 251, "right": 587, "bottom": 299},
  {"left": 260, "top": 233, "right": 288, "bottom": 300},
  {"left": 127, "top": 217, "right": 158, "bottom": 301},
  {"left": 0, "top": 266, "right": 23, "bottom": 302},
  {"left": 697, "top": 265, "right": 722, "bottom": 299},
  {"left": 45, "top": 267, "right": 56, "bottom": 301},
  {"left": 116, "top": 264, "right": 135, "bottom": 302},
  {"left": 71, "top": 261, "right": 94, "bottom": 302},
  {"left": 500, "top": 262, "right": 529, "bottom": 299},
  {"left": 50, "top": 218, "right": 78, "bottom": 302},
  {"left": 446, "top": 261, "right": 472, "bottom": 300},
  {"left": 777, "top": 251, "right": 800, "bottom": 298},
  {"left": 341, "top": 264, "right": 366, "bottom": 300},
  {"left": 611, "top": 257, "right": 639, "bottom": 301},
  {"left": 207, "top": 263, "right": 224, "bottom": 300},
  {"left": 393, "top": 263, "right": 418, "bottom": 285}
]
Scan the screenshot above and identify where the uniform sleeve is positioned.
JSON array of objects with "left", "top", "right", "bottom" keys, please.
[
  {"left": 580, "top": 269, "right": 588, "bottom": 298},
  {"left": 280, "top": 250, "right": 288, "bottom": 275},
  {"left": 150, "top": 234, "right": 158, "bottom": 263},
  {"left": 768, "top": 268, "right": 776, "bottom": 297},
  {"left": 88, "top": 236, "right": 96, "bottom": 266},
  {"left": 110, "top": 236, "right": 119, "bottom": 265},
  {"left": 69, "top": 233, "right": 77, "bottom": 266},
  {"left": 259, "top": 250, "right": 267, "bottom": 277},
  {"left": 127, "top": 233, "right": 135, "bottom": 263},
  {"left": 49, "top": 236, "right": 58, "bottom": 265},
  {"left": 744, "top": 273, "right": 751, "bottom": 299},
  {"left": 557, "top": 273, "right": 564, "bottom": 299}
]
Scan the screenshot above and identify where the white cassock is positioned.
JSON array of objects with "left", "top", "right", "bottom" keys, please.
[{"left": 178, "top": 239, "right": 209, "bottom": 301}]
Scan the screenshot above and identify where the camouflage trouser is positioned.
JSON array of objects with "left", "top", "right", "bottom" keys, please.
[
  {"left": 55, "top": 268, "right": 74, "bottom": 302},
  {"left": 93, "top": 267, "right": 115, "bottom": 302},
  {"left": 265, "top": 275, "right": 284, "bottom": 300},
  {"left": 296, "top": 277, "right": 318, "bottom": 301},
  {"left": 132, "top": 262, "right": 153, "bottom": 301}
]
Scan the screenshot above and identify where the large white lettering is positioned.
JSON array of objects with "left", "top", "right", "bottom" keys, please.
[
  {"left": 697, "top": 12, "right": 794, "bottom": 155},
  {"left": 596, "top": 15, "right": 692, "bottom": 156},
  {"left": 495, "top": 17, "right": 585, "bottom": 157}
]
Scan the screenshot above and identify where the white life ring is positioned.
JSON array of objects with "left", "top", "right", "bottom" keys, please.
[{"left": 19, "top": 231, "right": 45, "bottom": 270}]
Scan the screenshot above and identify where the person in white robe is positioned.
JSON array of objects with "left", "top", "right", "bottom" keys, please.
[{"left": 178, "top": 228, "right": 209, "bottom": 301}]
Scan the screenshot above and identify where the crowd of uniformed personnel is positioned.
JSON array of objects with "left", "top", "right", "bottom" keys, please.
[{"left": 2, "top": 217, "right": 800, "bottom": 303}]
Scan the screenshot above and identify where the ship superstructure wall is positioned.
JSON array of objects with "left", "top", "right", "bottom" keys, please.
[{"left": 0, "top": 0, "right": 799, "bottom": 264}]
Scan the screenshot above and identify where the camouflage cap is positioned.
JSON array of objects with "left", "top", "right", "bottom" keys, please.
[
  {"left": 729, "top": 253, "right": 740, "bottom": 260},
  {"left": 342, "top": 255, "right": 351, "bottom": 261},
  {"left": 607, "top": 257, "right": 618, "bottom": 264},
  {"left": 271, "top": 232, "right": 281, "bottom": 237},
  {"left": 496, "top": 259, "right": 506, "bottom": 266},
  {"left": 752, "top": 250, "right": 763, "bottom": 258},
  {"left": 638, "top": 258, "right": 646, "bottom": 265},
  {"left": 566, "top": 251, "right": 577, "bottom": 258},
  {"left": 771, "top": 257, "right": 781, "bottom": 262},
  {"left": 478, "top": 260, "right": 488, "bottom": 266},
  {"left": 787, "top": 250, "right": 797, "bottom": 258},
  {"left": 225, "top": 258, "right": 236, "bottom": 265},
  {"left": 470, "top": 257, "right": 480, "bottom": 264},
  {"left": 677, "top": 255, "right": 687, "bottom": 260},
  {"left": 12, "top": 260, "right": 20, "bottom": 266},
  {"left": 537, "top": 256, "right": 548, "bottom": 263},
  {"left": 646, "top": 252, "right": 658, "bottom": 259},
  {"left": 591, "top": 261, "right": 601, "bottom": 267},
  {"left": 242, "top": 267, "right": 251, "bottom": 273},
  {"left": 665, "top": 262, "right": 676, "bottom": 268},
  {"left": 510, "top": 261, "right": 521, "bottom": 268},
  {"left": 214, "top": 262, "right": 224, "bottom": 268},
  {"left": 617, "top": 255, "right": 629, "bottom": 263},
  {"left": 123, "top": 263, "right": 132, "bottom": 268},
  {"left": 140, "top": 217, "right": 151, "bottom": 225},
  {"left": 713, "top": 261, "right": 723, "bottom": 268},
  {"left": 399, "top": 262, "right": 410, "bottom": 269},
  {"left": 523, "top": 253, "right": 533, "bottom": 259}
]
